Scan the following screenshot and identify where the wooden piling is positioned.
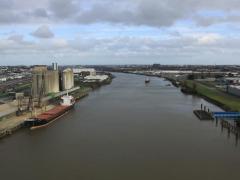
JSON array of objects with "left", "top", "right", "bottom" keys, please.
[{"left": 220, "top": 120, "right": 240, "bottom": 138}]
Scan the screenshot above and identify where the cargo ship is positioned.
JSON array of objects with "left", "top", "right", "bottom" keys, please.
[{"left": 24, "top": 94, "right": 75, "bottom": 130}]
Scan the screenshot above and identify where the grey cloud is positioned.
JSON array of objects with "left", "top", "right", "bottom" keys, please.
[
  {"left": 49, "top": 0, "right": 79, "bottom": 18},
  {"left": 8, "top": 34, "right": 24, "bottom": 43},
  {"left": 66, "top": 35, "right": 237, "bottom": 56},
  {"left": 74, "top": 0, "right": 240, "bottom": 27},
  {"left": 1, "top": 33, "right": 240, "bottom": 65},
  {"left": 33, "top": 8, "right": 49, "bottom": 18},
  {"left": 0, "top": 10, "right": 23, "bottom": 24},
  {"left": 7, "top": 34, "right": 34, "bottom": 46},
  {"left": 31, "top": 25, "right": 54, "bottom": 38},
  {"left": 75, "top": 0, "right": 185, "bottom": 27},
  {"left": 0, "top": 0, "right": 13, "bottom": 9},
  {"left": 0, "top": 34, "right": 32, "bottom": 51},
  {"left": 195, "top": 14, "right": 240, "bottom": 26},
  {"left": 0, "top": 0, "right": 240, "bottom": 27}
]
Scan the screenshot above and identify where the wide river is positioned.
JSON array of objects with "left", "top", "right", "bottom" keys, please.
[{"left": 1, "top": 73, "right": 240, "bottom": 180}]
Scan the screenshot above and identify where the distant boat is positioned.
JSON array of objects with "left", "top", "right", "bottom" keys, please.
[{"left": 145, "top": 78, "right": 150, "bottom": 83}]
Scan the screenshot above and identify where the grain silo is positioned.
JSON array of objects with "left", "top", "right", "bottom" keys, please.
[
  {"left": 61, "top": 68, "right": 74, "bottom": 90},
  {"left": 32, "top": 66, "right": 48, "bottom": 98},
  {"left": 45, "top": 70, "right": 60, "bottom": 94},
  {"left": 32, "top": 66, "right": 60, "bottom": 97}
]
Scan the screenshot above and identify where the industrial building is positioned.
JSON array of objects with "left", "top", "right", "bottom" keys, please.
[
  {"left": 32, "top": 65, "right": 60, "bottom": 98},
  {"left": 225, "top": 77, "right": 240, "bottom": 85},
  {"left": 228, "top": 86, "right": 240, "bottom": 97},
  {"left": 32, "top": 64, "right": 75, "bottom": 99},
  {"left": 52, "top": 62, "right": 58, "bottom": 71},
  {"left": 84, "top": 75, "right": 109, "bottom": 82},
  {"left": 32, "top": 66, "right": 48, "bottom": 98},
  {"left": 61, "top": 68, "right": 74, "bottom": 90},
  {"left": 73, "top": 68, "right": 96, "bottom": 77},
  {"left": 44, "top": 70, "right": 60, "bottom": 94}
]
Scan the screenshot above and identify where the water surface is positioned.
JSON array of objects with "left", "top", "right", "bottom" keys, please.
[{"left": 0, "top": 73, "right": 239, "bottom": 180}]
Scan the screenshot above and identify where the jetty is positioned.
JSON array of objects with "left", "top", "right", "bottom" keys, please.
[
  {"left": 193, "top": 104, "right": 214, "bottom": 120},
  {"left": 194, "top": 110, "right": 214, "bottom": 120}
]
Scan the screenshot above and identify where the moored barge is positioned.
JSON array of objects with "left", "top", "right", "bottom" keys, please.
[{"left": 24, "top": 94, "right": 75, "bottom": 130}]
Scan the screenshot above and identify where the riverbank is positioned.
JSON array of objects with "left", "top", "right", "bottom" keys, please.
[
  {"left": 182, "top": 80, "right": 240, "bottom": 112},
  {"left": 75, "top": 73, "right": 114, "bottom": 90},
  {"left": 0, "top": 87, "right": 91, "bottom": 139},
  {"left": 0, "top": 104, "right": 56, "bottom": 139},
  {"left": 120, "top": 71, "right": 240, "bottom": 112},
  {"left": 0, "top": 74, "right": 113, "bottom": 139},
  {"left": 2, "top": 72, "right": 240, "bottom": 180}
]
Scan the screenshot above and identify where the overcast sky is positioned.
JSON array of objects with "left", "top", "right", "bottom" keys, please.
[{"left": 0, "top": 0, "right": 240, "bottom": 65}]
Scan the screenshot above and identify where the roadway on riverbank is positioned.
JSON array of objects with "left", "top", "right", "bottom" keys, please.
[{"left": 0, "top": 105, "right": 55, "bottom": 137}]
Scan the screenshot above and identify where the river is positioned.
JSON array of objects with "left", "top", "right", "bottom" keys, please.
[{"left": 0, "top": 73, "right": 240, "bottom": 180}]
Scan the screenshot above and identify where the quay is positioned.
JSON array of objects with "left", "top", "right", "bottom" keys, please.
[
  {"left": 0, "top": 104, "right": 55, "bottom": 139},
  {"left": 0, "top": 76, "right": 112, "bottom": 139},
  {"left": 0, "top": 88, "right": 91, "bottom": 139}
]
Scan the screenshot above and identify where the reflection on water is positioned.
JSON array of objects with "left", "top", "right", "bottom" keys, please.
[{"left": 0, "top": 73, "right": 240, "bottom": 180}]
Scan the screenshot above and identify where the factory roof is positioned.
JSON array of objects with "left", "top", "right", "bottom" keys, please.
[
  {"left": 84, "top": 75, "right": 108, "bottom": 82},
  {"left": 73, "top": 68, "right": 96, "bottom": 73},
  {"left": 63, "top": 68, "right": 73, "bottom": 72},
  {"left": 229, "top": 85, "right": 240, "bottom": 89}
]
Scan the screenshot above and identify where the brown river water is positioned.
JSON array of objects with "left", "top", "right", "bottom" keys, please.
[{"left": 0, "top": 73, "right": 240, "bottom": 180}]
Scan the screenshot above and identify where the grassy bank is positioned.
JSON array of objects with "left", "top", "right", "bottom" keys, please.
[{"left": 184, "top": 80, "right": 240, "bottom": 111}]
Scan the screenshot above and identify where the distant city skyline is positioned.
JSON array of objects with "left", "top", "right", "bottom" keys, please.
[{"left": 0, "top": 0, "right": 240, "bottom": 65}]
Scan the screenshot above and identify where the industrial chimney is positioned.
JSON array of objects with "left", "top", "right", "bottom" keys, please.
[{"left": 52, "top": 62, "right": 58, "bottom": 71}]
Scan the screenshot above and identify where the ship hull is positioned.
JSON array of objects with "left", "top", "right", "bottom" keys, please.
[{"left": 24, "top": 104, "right": 74, "bottom": 130}]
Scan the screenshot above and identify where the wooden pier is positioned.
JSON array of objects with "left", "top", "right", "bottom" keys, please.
[
  {"left": 194, "top": 104, "right": 214, "bottom": 120},
  {"left": 194, "top": 110, "right": 214, "bottom": 120},
  {"left": 220, "top": 120, "right": 240, "bottom": 137}
]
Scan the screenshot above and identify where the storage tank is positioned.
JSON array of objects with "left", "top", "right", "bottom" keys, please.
[
  {"left": 32, "top": 66, "right": 60, "bottom": 97},
  {"left": 32, "top": 66, "right": 47, "bottom": 98},
  {"left": 61, "top": 68, "right": 74, "bottom": 90},
  {"left": 45, "top": 70, "right": 60, "bottom": 94}
]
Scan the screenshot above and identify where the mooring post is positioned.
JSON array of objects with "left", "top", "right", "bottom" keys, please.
[
  {"left": 204, "top": 106, "right": 206, "bottom": 112},
  {"left": 228, "top": 126, "right": 231, "bottom": 138},
  {"left": 216, "top": 118, "right": 218, "bottom": 127},
  {"left": 221, "top": 121, "right": 223, "bottom": 132},
  {"left": 201, "top": 104, "right": 203, "bottom": 110},
  {"left": 235, "top": 134, "right": 238, "bottom": 147}
]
